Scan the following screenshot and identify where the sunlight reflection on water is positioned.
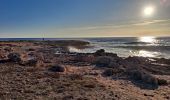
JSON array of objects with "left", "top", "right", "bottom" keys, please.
[
  {"left": 138, "top": 36, "right": 156, "bottom": 43},
  {"left": 130, "top": 50, "right": 160, "bottom": 58}
]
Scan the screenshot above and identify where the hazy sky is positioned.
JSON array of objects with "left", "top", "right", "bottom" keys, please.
[{"left": 0, "top": 0, "right": 170, "bottom": 38}]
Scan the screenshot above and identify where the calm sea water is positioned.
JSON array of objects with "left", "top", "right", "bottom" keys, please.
[{"left": 0, "top": 37, "right": 170, "bottom": 58}]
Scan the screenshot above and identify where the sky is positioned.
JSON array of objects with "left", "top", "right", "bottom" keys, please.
[{"left": 0, "top": 0, "right": 170, "bottom": 38}]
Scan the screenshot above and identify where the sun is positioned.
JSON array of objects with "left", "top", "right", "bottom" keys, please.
[{"left": 143, "top": 6, "right": 155, "bottom": 17}]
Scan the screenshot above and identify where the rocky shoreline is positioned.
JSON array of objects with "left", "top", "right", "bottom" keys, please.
[{"left": 0, "top": 40, "right": 170, "bottom": 100}]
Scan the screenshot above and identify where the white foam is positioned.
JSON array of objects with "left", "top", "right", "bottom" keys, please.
[{"left": 68, "top": 46, "right": 81, "bottom": 53}]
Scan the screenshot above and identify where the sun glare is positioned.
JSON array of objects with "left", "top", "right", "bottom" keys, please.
[
  {"left": 139, "top": 36, "right": 155, "bottom": 43},
  {"left": 136, "top": 50, "right": 158, "bottom": 58},
  {"left": 143, "top": 6, "right": 155, "bottom": 17}
]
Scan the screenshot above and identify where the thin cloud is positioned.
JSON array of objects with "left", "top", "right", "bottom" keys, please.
[
  {"left": 67, "top": 19, "right": 170, "bottom": 30},
  {"left": 133, "top": 19, "right": 170, "bottom": 26}
]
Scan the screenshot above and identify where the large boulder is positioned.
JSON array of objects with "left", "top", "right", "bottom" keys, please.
[
  {"left": 7, "top": 53, "right": 21, "bottom": 63},
  {"left": 48, "top": 65, "right": 65, "bottom": 72}
]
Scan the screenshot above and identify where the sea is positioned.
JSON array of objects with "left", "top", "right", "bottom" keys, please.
[{"left": 0, "top": 37, "right": 170, "bottom": 59}]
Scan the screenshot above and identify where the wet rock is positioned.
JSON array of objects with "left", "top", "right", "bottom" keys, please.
[
  {"left": 8, "top": 53, "right": 21, "bottom": 63},
  {"left": 94, "top": 49, "right": 105, "bottom": 56},
  {"left": 48, "top": 65, "right": 65, "bottom": 72}
]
